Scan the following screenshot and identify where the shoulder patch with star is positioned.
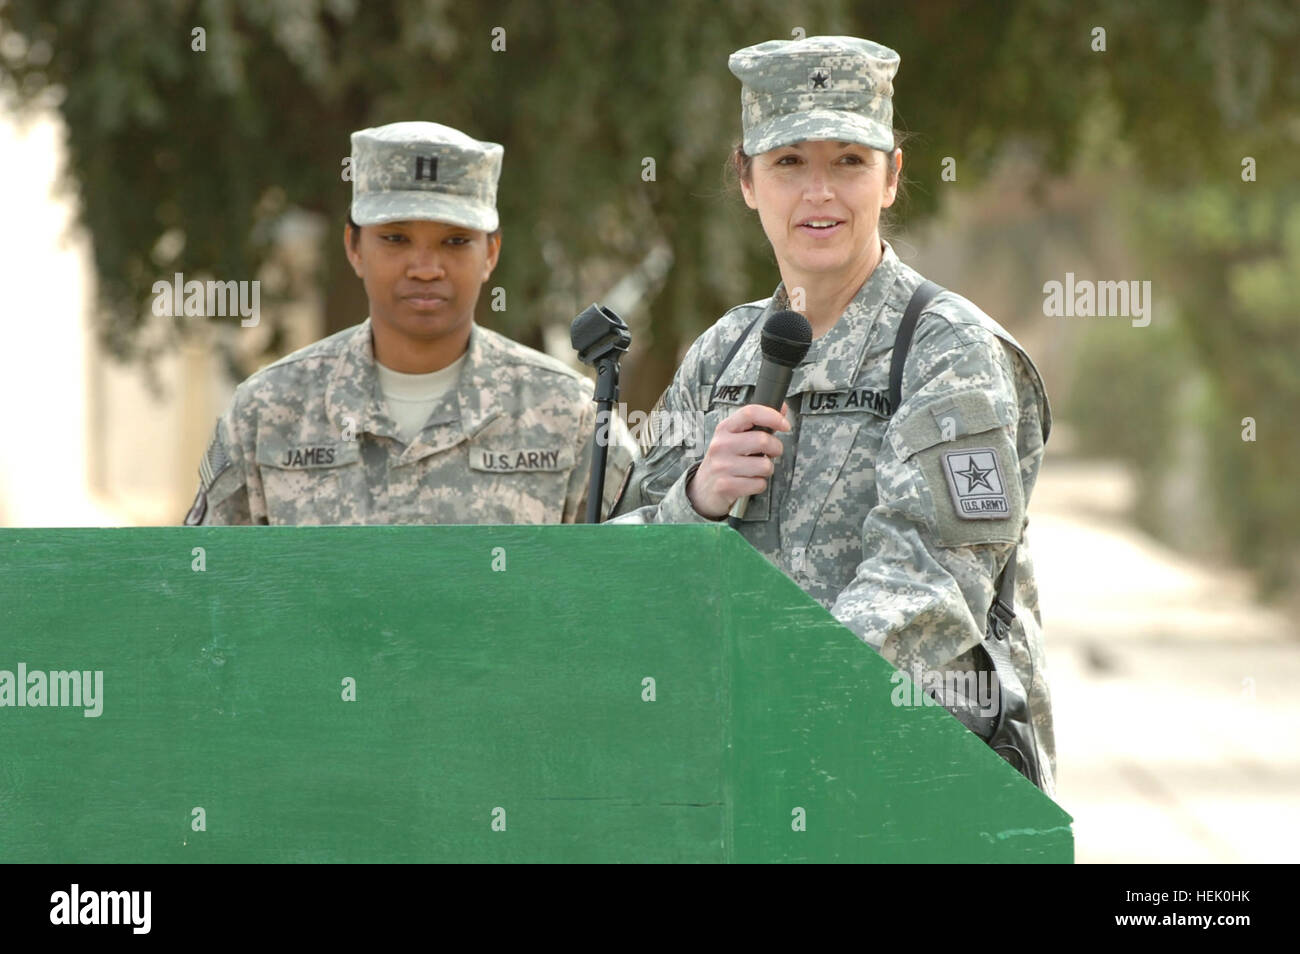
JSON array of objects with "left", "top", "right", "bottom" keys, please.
[{"left": 940, "top": 447, "right": 1009, "bottom": 519}]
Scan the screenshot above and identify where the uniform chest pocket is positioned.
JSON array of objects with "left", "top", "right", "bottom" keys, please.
[
  {"left": 254, "top": 438, "right": 364, "bottom": 525},
  {"left": 467, "top": 446, "right": 574, "bottom": 475},
  {"left": 466, "top": 444, "right": 576, "bottom": 523},
  {"left": 887, "top": 390, "right": 1023, "bottom": 547},
  {"left": 787, "top": 408, "right": 888, "bottom": 585}
]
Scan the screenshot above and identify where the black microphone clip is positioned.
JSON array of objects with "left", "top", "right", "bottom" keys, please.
[
  {"left": 571, "top": 303, "right": 631, "bottom": 368},
  {"left": 570, "top": 303, "right": 631, "bottom": 524}
]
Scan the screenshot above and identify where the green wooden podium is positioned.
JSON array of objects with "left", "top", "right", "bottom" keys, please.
[{"left": 0, "top": 526, "right": 1072, "bottom": 863}]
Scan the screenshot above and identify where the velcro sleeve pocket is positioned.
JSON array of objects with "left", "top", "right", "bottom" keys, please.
[{"left": 889, "top": 391, "right": 1023, "bottom": 547}]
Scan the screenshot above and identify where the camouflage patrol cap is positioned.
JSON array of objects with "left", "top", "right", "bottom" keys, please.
[
  {"left": 350, "top": 121, "right": 503, "bottom": 232},
  {"left": 728, "top": 36, "right": 900, "bottom": 155}
]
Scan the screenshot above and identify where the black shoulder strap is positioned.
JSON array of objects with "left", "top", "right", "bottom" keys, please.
[
  {"left": 887, "top": 279, "right": 942, "bottom": 416},
  {"left": 988, "top": 547, "right": 1018, "bottom": 637},
  {"left": 707, "top": 311, "right": 763, "bottom": 409},
  {"left": 888, "top": 279, "right": 1019, "bottom": 628}
]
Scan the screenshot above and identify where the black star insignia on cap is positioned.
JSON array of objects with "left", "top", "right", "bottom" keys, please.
[{"left": 810, "top": 69, "right": 831, "bottom": 90}]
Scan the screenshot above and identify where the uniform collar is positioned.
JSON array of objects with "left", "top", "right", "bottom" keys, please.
[
  {"left": 325, "top": 318, "right": 402, "bottom": 441},
  {"left": 452, "top": 322, "right": 504, "bottom": 439},
  {"left": 325, "top": 318, "right": 503, "bottom": 454},
  {"left": 715, "top": 240, "right": 903, "bottom": 395}
]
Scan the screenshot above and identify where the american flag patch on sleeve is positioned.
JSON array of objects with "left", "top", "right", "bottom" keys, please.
[{"left": 198, "top": 432, "right": 232, "bottom": 491}]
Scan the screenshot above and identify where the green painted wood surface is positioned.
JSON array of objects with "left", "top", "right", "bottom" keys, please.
[{"left": 0, "top": 526, "right": 1072, "bottom": 862}]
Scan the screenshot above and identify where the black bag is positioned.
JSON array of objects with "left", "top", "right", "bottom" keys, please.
[{"left": 890, "top": 281, "right": 1045, "bottom": 790}]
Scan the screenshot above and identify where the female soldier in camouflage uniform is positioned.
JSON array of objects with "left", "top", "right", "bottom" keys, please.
[
  {"left": 611, "top": 36, "right": 1056, "bottom": 794},
  {"left": 186, "top": 121, "right": 633, "bottom": 526}
]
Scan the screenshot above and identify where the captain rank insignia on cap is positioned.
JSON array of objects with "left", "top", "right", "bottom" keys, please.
[
  {"left": 350, "top": 120, "right": 503, "bottom": 232},
  {"left": 413, "top": 155, "right": 438, "bottom": 181}
]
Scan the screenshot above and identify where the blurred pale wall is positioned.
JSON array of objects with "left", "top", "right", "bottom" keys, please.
[
  {"left": 0, "top": 104, "right": 223, "bottom": 525},
  {"left": 0, "top": 105, "right": 107, "bottom": 526},
  {"left": 0, "top": 103, "right": 326, "bottom": 527}
]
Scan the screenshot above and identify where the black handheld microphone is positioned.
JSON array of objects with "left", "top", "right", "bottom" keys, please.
[{"left": 727, "top": 309, "right": 812, "bottom": 528}]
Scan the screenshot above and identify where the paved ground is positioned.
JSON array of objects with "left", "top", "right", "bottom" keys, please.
[{"left": 1030, "top": 459, "right": 1299, "bottom": 863}]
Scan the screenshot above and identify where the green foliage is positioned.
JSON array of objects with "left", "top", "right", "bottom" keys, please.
[
  {"left": 1066, "top": 319, "right": 1187, "bottom": 479},
  {"left": 1127, "top": 183, "right": 1300, "bottom": 597},
  {"left": 3, "top": 0, "right": 1226, "bottom": 393}
]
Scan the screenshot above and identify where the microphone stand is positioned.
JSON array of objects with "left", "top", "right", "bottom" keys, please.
[{"left": 570, "top": 303, "right": 631, "bottom": 524}]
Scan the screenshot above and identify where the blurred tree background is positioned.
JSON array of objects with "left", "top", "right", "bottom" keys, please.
[{"left": 0, "top": 0, "right": 1296, "bottom": 597}]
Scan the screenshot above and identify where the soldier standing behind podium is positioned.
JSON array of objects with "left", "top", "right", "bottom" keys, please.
[
  {"left": 611, "top": 37, "right": 1056, "bottom": 794},
  {"left": 185, "top": 121, "right": 633, "bottom": 526}
]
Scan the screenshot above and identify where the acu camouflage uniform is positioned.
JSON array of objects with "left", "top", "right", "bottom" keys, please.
[
  {"left": 610, "top": 33, "right": 1058, "bottom": 794},
  {"left": 186, "top": 319, "right": 632, "bottom": 526},
  {"left": 611, "top": 248, "right": 1056, "bottom": 794},
  {"left": 185, "top": 119, "right": 633, "bottom": 526}
]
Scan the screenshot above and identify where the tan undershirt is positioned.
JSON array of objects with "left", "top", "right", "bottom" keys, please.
[{"left": 375, "top": 353, "right": 466, "bottom": 444}]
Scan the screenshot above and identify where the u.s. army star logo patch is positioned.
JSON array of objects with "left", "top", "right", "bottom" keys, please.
[
  {"left": 941, "top": 447, "right": 1010, "bottom": 519},
  {"left": 809, "top": 68, "right": 832, "bottom": 90}
]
